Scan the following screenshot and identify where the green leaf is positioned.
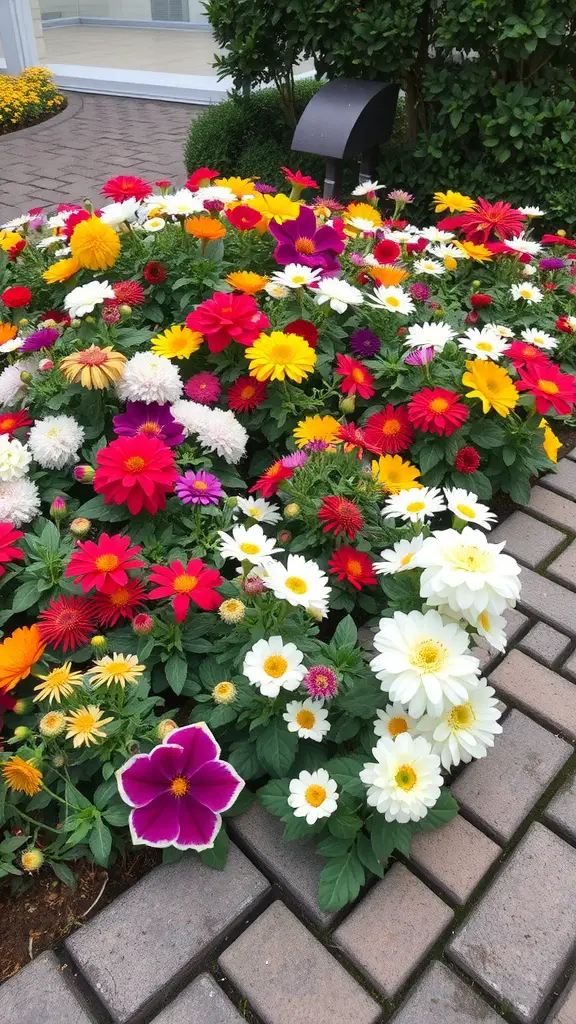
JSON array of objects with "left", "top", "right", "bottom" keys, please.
[
  {"left": 222, "top": 787, "right": 254, "bottom": 818},
  {"left": 324, "top": 755, "right": 366, "bottom": 798},
  {"left": 339, "top": 680, "right": 387, "bottom": 719},
  {"left": 369, "top": 813, "right": 397, "bottom": 861},
  {"left": 419, "top": 444, "right": 444, "bottom": 476},
  {"left": 328, "top": 807, "right": 362, "bottom": 839},
  {"left": 414, "top": 788, "right": 459, "bottom": 831},
  {"left": 51, "top": 861, "right": 76, "bottom": 887},
  {"left": 165, "top": 653, "right": 188, "bottom": 695},
  {"left": 65, "top": 780, "right": 92, "bottom": 810},
  {"left": 162, "top": 847, "right": 184, "bottom": 864},
  {"left": 468, "top": 419, "right": 506, "bottom": 448},
  {"left": 318, "top": 848, "right": 365, "bottom": 912},
  {"left": 356, "top": 833, "right": 384, "bottom": 877},
  {"left": 316, "top": 834, "right": 353, "bottom": 857},
  {"left": 93, "top": 776, "right": 119, "bottom": 810},
  {"left": 256, "top": 718, "right": 298, "bottom": 776},
  {"left": 258, "top": 778, "right": 290, "bottom": 819},
  {"left": 102, "top": 804, "right": 130, "bottom": 827},
  {"left": 228, "top": 740, "right": 263, "bottom": 780},
  {"left": 199, "top": 825, "right": 229, "bottom": 870},
  {"left": 12, "top": 580, "right": 43, "bottom": 613},
  {"left": 332, "top": 615, "right": 358, "bottom": 650},
  {"left": 74, "top": 495, "right": 129, "bottom": 522},
  {"left": 89, "top": 819, "right": 112, "bottom": 866}
]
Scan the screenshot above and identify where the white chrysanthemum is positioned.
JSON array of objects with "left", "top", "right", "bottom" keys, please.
[
  {"left": 234, "top": 496, "right": 281, "bottom": 524},
  {"left": 370, "top": 608, "right": 481, "bottom": 717},
  {"left": 0, "top": 436, "right": 31, "bottom": 482},
  {"left": 0, "top": 477, "right": 40, "bottom": 525},
  {"left": 510, "top": 283, "right": 543, "bottom": 304},
  {"left": 243, "top": 636, "right": 306, "bottom": 698},
  {"left": 314, "top": 278, "right": 364, "bottom": 313},
  {"left": 368, "top": 285, "right": 415, "bottom": 315},
  {"left": 404, "top": 321, "right": 455, "bottom": 351},
  {"left": 64, "top": 279, "right": 116, "bottom": 319},
  {"left": 386, "top": 226, "right": 421, "bottom": 241},
  {"left": 28, "top": 415, "right": 85, "bottom": 470},
  {"left": 360, "top": 733, "right": 443, "bottom": 823},
  {"left": 0, "top": 337, "right": 23, "bottom": 354},
  {"left": 0, "top": 358, "right": 38, "bottom": 408},
  {"left": 486, "top": 323, "right": 514, "bottom": 338},
  {"left": 374, "top": 702, "right": 418, "bottom": 740},
  {"left": 352, "top": 180, "right": 385, "bottom": 195},
  {"left": 473, "top": 607, "right": 508, "bottom": 652},
  {"left": 416, "top": 525, "right": 521, "bottom": 618},
  {"left": 218, "top": 523, "right": 281, "bottom": 567},
  {"left": 194, "top": 407, "right": 248, "bottom": 464},
  {"left": 505, "top": 234, "right": 542, "bottom": 255},
  {"left": 520, "top": 327, "right": 557, "bottom": 350},
  {"left": 99, "top": 198, "right": 140, "bottom": 227},
  {"left": 116, "top": 352, "right": 183, "bottom": 405},
  {"left": 264, "top": 554, "right": 331, "bottom": 618},
  {"left": 443, "top": 487, "right": 496, "bottom": 530},
  {"left": 459, "top": 327, "right": 510, "bottom": 361},
  {"left": 416, "top": 679, "right": 502, "bottom": 770},
  {"left": 347, "top": 216, "right": 380, "bottom": 233},
  {"left": 271, "top": 264, "right": 322, "bottom": 289},
  {"left": 264, "top": 282, "right": 289, "bottom": 299},
  {"left": 518, "top": 206, "right": 545, "bottom": 217},
  {"left": 195, "top": 185, "right": 238, "bottom": 204},
  {"left": 283, "top": 698, "right": 330, "bottom": 741},
  {"left": 170, "top": 399, "right": 206, "bottom": 437},
  {"left": 419, "top": 227, "right": 456, "bottom": 242},
  {"left": 382, "top": 486, "right": 445, "bottom": 524},
  {"left": 374, "top": 535, "right": 424, "bottom": 575},
  {"left": 163, "top": 188, "right": 204, "bottom": 216},
  {"left": 413, "top": 257, "right": 446, "bottom": 276},
  {"left": 287, "top": 768, "right": 339, "bottom": 825}
]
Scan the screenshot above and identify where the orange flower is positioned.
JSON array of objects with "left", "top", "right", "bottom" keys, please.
[
  {"left": 185, "top": 216, "right": 226, "bottom": 241},
  {"left": 0, "top": 624, "right": 46, "bottom": 693},
  {"left": 0, "top": 322, "right": 17, "bottom": 344},
  {"left": 370, "top": 266, "right": 409, "bottom": 287},
  {"left": 225, "top": 271, "right": 269, "bottom": 294},
  {"left": 42, "top": 256, "right": 81, "bottom": 284},
  {"left": 1, "top": 756, "right": 43, "bottom": 796}
]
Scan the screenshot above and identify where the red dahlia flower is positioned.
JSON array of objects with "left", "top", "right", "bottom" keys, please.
[
  {"left": 94, "top": 435, "right": 178, "bottom": 515},
  {"left": 228, "top": 376, "right": 268, "bottom": 412},
  {"left": 185, "top": 292, "right": 270, "bottom": 354},
  {"left": 112, "top": 281, "right": 145, "bottom": 306},
  {"left": 506, "top": 342, "right": 551, "bottom": 371},
  {"left": 91, "top": 578, "right": 147, "bottom": 627},
  {"left": 374, "top": 238, "right": 401, "bottom": 264},
  {"left": 144, "top": 262, "right": 167, "bottom": 284},
  {"left": 225, "top": 205, "right": 263, "bottom": 231},
  {"left": 2, "top": 286, "right": 31, "bottom": 309},
  {"left": 249, "top": 460, "right": 292, "bottom": 497},
  {"left": 285, "top": 319, "right": 318, "bottom": 348},
  {"left": 38, "top": 595, "right": 94, "bottom": 652},
  {"left": 438, "top": 197, "right": 526, "bottom": 243},
  {"left": 335, "top": 354, "right": 375, "bottom": 399},
  {"left": 454, "top": 446, "right": 481, "bottom": 473},
  {"left": 0, "top": 409, "right": 32, "bottom": 437},
  {"left": 408, "top": 388, "right": 469, "bottom": 436},
  {"left": 101, "top": 175, "right": 152, "bottom": 202},
  {"left": 328, "top": 547, "right": 376, "bottom": 590},
  {"left": 148, "top": 558, "right": 223, "bottom": 622},
  {"left": 0, "top": 523, "right": 24, "bottom": 578},
  {"left": 470, "top": 293, "right": 492, "bottom": 308},
  {"left": 185, "top": 167, "right": 219, "bottom": 191},
  {"left": 363, "top": 405, "right": 413, "bottom": 455},
  {"left": 318, "top": 495, "right": 363, "bottom": 540},
  {"left": 65, "top": 532, "right": 144, "bottom": 594},
  {"left": 515, "top": 363, "right": 576, "bottom": 416}
]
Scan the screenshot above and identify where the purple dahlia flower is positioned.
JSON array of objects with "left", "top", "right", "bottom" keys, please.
[
  {"left": 350, "top": 328, "right": 381, "bottom": 357},
  {"left": 269, "top": 205, "right": 344, "bottom": 271},
  {"left": 175, "top": 470, "right": 224, "bottom": 505},
  {"left": 539, "top": 257, "right": 565, "bottom": 270},
  {"left": 113, "top": 401, "right": 185, "bottom": 446}
]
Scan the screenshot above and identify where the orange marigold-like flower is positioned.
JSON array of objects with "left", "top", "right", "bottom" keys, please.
[
  {"left": 0, "top": 322, "right": 17, "bottom": 344},
  {"left": 185, "top": 216, "right": 226, "bottom": 241},
  {"left": 225, "top": 271, "right": 269, "bottom": 294},
  {"left": 1, "top": 756, "right": 43, "bottom": 796},
  {"left": 42, "top": 256, "right": 82, "bottom": 284},
  {"left": 369, "top": 266, "right": 409, "bottom": 287},
  {"left": 0, "top": 624, "right": 46, "bottom": 693},
  {"left": 70, "top": 216, "right": 121, "bottom": 271}
]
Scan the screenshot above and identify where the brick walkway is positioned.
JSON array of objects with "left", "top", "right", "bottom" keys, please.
[
  {"left": 2, "top": 458, "right": 576, "bottom": 1024},
  {"left": 0, "top": 93, "right": 199, "bottom": 224}
]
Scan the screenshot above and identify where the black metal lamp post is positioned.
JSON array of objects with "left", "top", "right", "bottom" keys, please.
[{"left": 290, "top": 78, "right": 399, "bottom": 199}]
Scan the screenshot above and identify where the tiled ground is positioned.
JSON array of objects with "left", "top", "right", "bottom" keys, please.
[{"left": 1, "top": 460, "right": 576, "bottom": 1023}]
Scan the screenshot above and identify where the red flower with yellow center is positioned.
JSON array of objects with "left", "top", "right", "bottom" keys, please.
[
  {"left": 227, "top": 375, "right": 268, "bottom": 413},
  {"left": 318, "top": 495, "right": 364, "bottom": 540},
  {"left": 91, "top": 579, "right": 147, "bottom": 627},
  {"left": 94, "top": 435, "right": 178, "bottom": 515},
  {"left": 101, "top": 175, "right": 152, "bottom": 202},
  {"left": 408, "top": 388, "right": 469, "bottom": 436},
  {"left": 0, "top": 409, "right": 31, "bottom": 438},
  {"left": 328, "top": 547, "right": 376, "bottom": 590},
  {"left": 66, "top": 532, "right": 145, "bottom": 594},
  {"left": 185, "top": 292, "right": 270, "bottom": 354},
  {"left": 148, "top": 559, "right": 223, "bottom": 622},
  {"left": 335, "top": 354, "right": 375, "bottom": 400},
  {"left": 506, "top": 341, "right": 550, "bottom": 371},
  {"left": 38, "top": 595, "right": 94, "bottom": 652},
  {"left": 363, "top": 405, "right": 413, "bottom": 454},
  {"left": 249, "top": 460, "right": 293, "bottom": 498},
  {"left": 437, "top": 197, "right": 526, "bottom": 243},
  {"left": 225, "top": 205, "right": 263, "bottom": 231},
  {"left": 0, "top": 522, "right": 24, "bottom": 579},
  {"left": 516, "top": 363, "right": 576, "bottom": 416}
]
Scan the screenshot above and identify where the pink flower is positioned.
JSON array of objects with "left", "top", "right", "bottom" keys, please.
[{"left": 185, "top": 372, "right": 221, "bottom": 404}]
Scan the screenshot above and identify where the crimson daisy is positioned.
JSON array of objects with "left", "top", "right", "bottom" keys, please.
[
  {"left": 228, "top": 376, "right": 268, "bottom": 413},
  {"left": 112, "top": 281, "right": 145, "bottom": 306},
  {"left": 281, "top": 167, "right": 318, "bottom": 189},
  {"left": 506, "top": 342, "right": 551, "bottom": 371},
  {"left": 101, "top": 175, "right": 152, "bottom": 202},
  {"left": 335, "top": 354, "right": 375, "bottom": 400},
  {"left": 515, "top": 363, "right": 576, "bottom": 416},
  {"left": 374, "top": 238, "right": 401, "bottom": 264},
  {"left": 91, "top": 579, "right": 147, "bottom": 627},
  {"left": 318, "top": 496, "right": 363, "bottom": 540},
  {"left": 0, "top": 523, "right": 24, "bottom": 579},
  {"left": 363, "top": 405, "right": 413, "bottom": 455},
  {"left": 328, "top": 547, "right": 376, "bottom": 590},
  {"left": 438, "top": 197, "right": 525, "bottom": 243},
  {"left": 337, "top": 422, "right": 366, "bottom": 457},
  {"left": 65, "top": 532, "right": 145, "bottom": 594},
  {"left": 0, "top": 409, "right": 32, "bottom": 438},
  {"left": 284, "top": 319, "right": 318, "bottom": 348},
  {"left": 408, "top": 388, "right": 469, "bottom": 436},
  {"left": 148, "top": 559, "right": 223, "bottom": 622},
  {"left": 94, "top": 435, "right": 178, "bottom": 516},
  {"left": 454, "top": 446, "right": 481, "bottom": 474},
  {"left": 38, "top": 595, "right": 94, "bottom": 652},
  {"left": 225, "top": 205, "right": 263, "bottom": 231},
  {"left": 249, "top": 460, "right": 293, "bottom": 498},
  {"left": 143, "top": 262, "right": 167, "bottom": 284},
  {"left": 185, "top": 292, "right": 270, "bottom": 354}
]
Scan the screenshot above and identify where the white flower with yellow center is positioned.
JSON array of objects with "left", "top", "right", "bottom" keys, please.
[
  {"left": 510, "top": 283, "right": 543, "bottom": 304},
  {"left": 416, "top": 525, "right": 521, "bottom": 618},
  {"left": 416, "top": 679, "right": 503, "bottom": 769},
  {"left": 521, "top": 264, "right": 537, "bottom": 277},
  {"left": 243, "top": 636, "right": 306, "bottom": 698},
  {"left": 314, "top": 278, "right": 364, "bottom": 314},
  {"left": 413, "top": 257, "right": 446, "bottom": 276},
  {"left": 368, "top": 285, "right": 415, "bottom": 315},
  {"left": 264, "top": 282, "right": 289, "bottom": 299},
  {"left": 473, "top": 606, "right": 508, "bottom": 651},
  {"left": 382, "top": 486, "right": 445, "bottom": 524},
  {"left": 360, "top": 733, "right": 443, "bottom": 823},
  {"left": 486, "top": 323, "right": 514, "bottom": 338},
  {"left": 505, "top": 234, "right": 542, "bottom": 255},
  {"left": 520, "top": 327, "right": 557, "bottom": 351},
  {"left": 374, "top": 702, "right": 418, "bottom": 741},
  {"left": 428, "top": 242, "right": 466, "bottom": 260},
  {"left": 87, "top": 653, "right": 145, "bottom": 689},
  {"left": 270, "top": 264, "right": 322, "bottom": 289},
  {"left": 518, "top": 205, "right": 545, "bottom": 217},
  {"left": 0, "top": 337, "right": 23, "bottom": 354},
  {"left": 234, "top": 496, "right": 281, "bottom": 525},
  {"left": 458, "top": 327, "right": 510, "bottom": 361},
  {"left": 374, "top": 535, "right": 424, "bottom": 575},
  {"left": 370, "top": 608, "right": 481, "bottom": 718},
  {"left": 288, "top": 768, "right": 339, "bottom": 824},
  {"left": 419, "top": 227, "right": 456, "bottom": 242},
  {"left": 100, "top": 198, "right": 140, "bottom": 227},
  {"left": 347, "top": 216, "right": 380, "bottom": 233},
  {"left": 264, "top": 554, "right": 331, "bottom": 618},
  {"left": 352, "top": 180, "right": 386, "bottom": 195},
  {"left": 143, "top": 217, "right": 166, "bottom": 232},
  {"left": 163, "top": 188, "right": 204, "bottom": 216},
  {"left": 283, "top": 698, "right": 330, "bottom": 741},
  {"left": 218, "top": 523, "right": 282, "bottom": 567},
  {"left": 443, "top": 487, "right": 496, "bottom": 530},
  {"left": 404, "top": 321, "right": 455, "bottom": 351}
]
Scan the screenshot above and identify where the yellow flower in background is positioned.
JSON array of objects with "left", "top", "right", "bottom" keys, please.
[
  {"left": 33, "top": 662, "right": 84, "bottom": 704},
  {"left": 372, "top": 454, "right": 422, "bottom": 493},
  {"left": 0, "top": 230, "right": 22, "bottom": 252},
  {"left": 70, "top": 216, "right": 121, "bottom": 271},
  {"left": 444, "top": 256, "right": 458, "bottom": 271},
  {"left": 215, "top": 176, "right": 255, "bottom": 197},
  {"left": 42, "top": 256, "right": 81, "bottom": 284},
  {"left": 65, "top": 705, "right": 114, "bottom": 747},
  {"left": 60, "top": 345, "right": 126, "bottom": 388},
  {"left": 540, "top": 418, "right": 562, "bottom": 463},
  {"left": 293, "top": 414, "right": 341, "bottom": 449},
  {"left": 151, "top": 324, "right": 202, "bottom": 359},
  {"left": 246, "top": 330, "right": 316, "bottom": 383},
  {"left": 86, "top": 653, "right": 145, "bottom": 689},
  {"left": 454, "top": 240, "right": 493, "bottom": 262},
  {"left": 1, "top": 756, "right": 43, "bottom": 796},
  {"left": 225, "top": 271, "right": 269, "bottom": 294},
  {"left": 433, "top": 190, "right": 477, "bottom": 213},
  {"left": 345, "top": 203, "right": 382, "bottom": 228},
  {"left": 247, "top": 192, "right": 300, "bottom": 224},
  {"left": 462, "top": 359, "right": 519, "bottom": 417}
]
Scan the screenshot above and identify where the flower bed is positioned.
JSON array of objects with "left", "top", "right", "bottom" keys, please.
[
  {"left": 0, "top": 172, "right": 572, "bottom": 914},
  {"left": 0, "top": 68, "right": 65, "bottom": 136}
]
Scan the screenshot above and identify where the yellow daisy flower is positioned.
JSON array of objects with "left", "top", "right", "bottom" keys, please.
[
  {"left": 225, "top": 271, "right": 269, "bottom": 294},
  {"left": 65, "top": 705, "right": 114, "bottom": 747},
  {"left": 433, "top": 190, "right": 477, "bottom": 213},
  {"left": 70, "top": 216, "right": 121, "bottom": 271},
  {"left": 372, "top": 454, "right": 422, "bottom": 493},
  {"left": 1, "top": 756, "right": 43, "bottom": 796},
  {"left": 0, "top": 230, "right": 22, "bottom": 252},
  {"left": 293, "top": 414, "right": 341, "bottom": 449},
  {"left": 33, "top": 662, "right": 84, "bottom": 704},
  {"left": 151, "top": 324, "right": 203, "bottom": 359},
  {"left": 540, "top": 418, "right": 562, "bottom": 463},
  {"left": 86, "top": 653, "right": 145, "bottom": 689},
  {"left": 247, "top": 193, "right": 300, "bottom": 224},
  {"left": 59, "top": 345, "right": 126, "bottom": 389},
  {"left": 462, "top": 360, "right": 519, "bottom": 417},
  {"left": 42, "top": 256, "right": 82, "bottom": 284},
  {"left": 215, "top": 175, "right": 255, "bottom": 197},
  {"left": 454, "top": 240, "right": 493, "bottom": 262},
  {"left": 245, "top": 331, "right": 316, "bottom": 383},
  {"left": 345, "top": 203, "right": 382, "bottom": 228}
]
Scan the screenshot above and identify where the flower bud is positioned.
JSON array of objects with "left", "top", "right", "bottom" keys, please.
[
  {"left": 225, "top": 495, "right": 238, "bottom": 509},
  {"left": 157, "top": 719, "right": 178, "bottom": 740},
  {"left": 39, "top": 358, "right": 54, "bottom": 371},
  {"left": 218, "top": 598, "right": 246, "bottom": 624},
  {"left": 133, "top": 613, "right": 154, "bottom": 636},
  {"left": 444, "top": 256, "right": 457, "bottom": 271},
  {"left": 50, "top": 497, "right": 67, "bottom": 521},
  {"left": 39, "top": 711, "right": 66, "bottom": 738},
  {"left": 70, "top": 517, "right": 90, "bottom": 537},
  {"left": 472, "top": 279, "right": 481, "bottom": 288},
  {"left": 118, "top": 304, "right": 132, "bottom": 318},
  {"left": 13, "top": 726, "right": 30, "bottom": 740},
  {"left": 13, "top": 699, "right": 29, "bottom": 715},
  {"left": 278, "top": 530, "right": 291, "bottom": 545},
  {"left": 242, "top": 574, "right": 265, "bottom": 595},
  {"left": 71, "top": 319, "right": 81, "bottom": 328},
  {"left": 42, "top": 318, "right": 57, "bottom": 329},
  {"left": 339, "top": 395, "right": 356, "bottom": 414},
  {"left": 90, "top": 635, "right": 107, "bottom": 650},
  {"left": 52, "top": 753, "right": 67, "bottom": 768},
  {"left": 21, "top": 848, "right": 44, "bottom": 872},
  {"left": 308, "top": 607, "right": 324, "bottom": 622},
  {"left": 74, "top": 464, "right": 95, "bottom": 484},
  {"left": 212, "top": 681, "right": 237, "bottom": 705},
  {"left": 20, "top": 370, "right": 32, "bottom": 383},
  {"left": 557, "top": 229, "right": 566, "bottom": 237},
  {"left": 284, "top": 503, "right": 300, "bottom": 518}
]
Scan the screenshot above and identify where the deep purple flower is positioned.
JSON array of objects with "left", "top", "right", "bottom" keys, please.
[
  {"left": 539, "top": 257, "right": 565, "bottom": 270},
  {"left": 410, "top": 282, "right": 431, "bottom": 301},
  {"left": 404, "top": 346, "right": 436, "bottom": 366},
  {"left": 203, "top": 200, "right": 225, "bottom": 213},
  {"left": 305, "top": 440, "right": 330, "bottom": 452},
  {"left": 304, "top": 665, "right": 338, "bottom": 699},
  {"left": 281, "top": 451, "right": 308, "bottom": 468},
  {"left": 185, "top": 371, "right": 221, "bottom": 405},
  {"left": 19, "top": 327, "right": 60, "bottom": 352},
  {"left": 117, "top": 723, "right": 244, "bottom": 850},
  {"left": 113, "top": 401, "right": 185, "bottom": 446},
  {"left": 350, "top": 328, "right": 381, "bottom": 358},
  {"left": 175, "top": 470, "right": 224, "bottom": 505},
  {"left": 349, "top": 252, "right": 365, "bottom": 266},
  {"left": 269, "top": 205, "right": 344, "bottom": 271},
  {"left": 253, "top": 182, "right": 277, "bottom": 194}
]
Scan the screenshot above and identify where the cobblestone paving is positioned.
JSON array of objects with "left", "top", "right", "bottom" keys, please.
[
  {"left": 0, "top": 93, "right": 199, "bottom": 224},
  {"left": 1, "top": 460, "right": 575, "bottom": 1023}
]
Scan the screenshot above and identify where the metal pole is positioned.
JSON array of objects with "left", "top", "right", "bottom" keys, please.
[
  {"left": 0, "top": 0, "right": 39, "bottom": 75},
  {"left": 323, "top": 158, "right": 342, "bottom": 201}
]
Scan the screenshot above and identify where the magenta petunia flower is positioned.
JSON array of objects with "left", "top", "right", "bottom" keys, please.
[
  {"left": 117, "top": 723, "right": 244, "bottom": 850},
  {"left": 269, "top": 205, "right": 344, "bottom": 271},
  {"left": 113, "top": 401, "right": 185, "bottom": 446},
  {"left": 19, "top": 327, "right": 60, "bottom": 352},
  {"left": 185, "top": 371, "right": 221, "bottom": 405},
  {"left": 175, "top": 469, "right": 224, "bottom": 505},
  {"left": 404, "top": 346, "right": 436, "bottom": 366}
]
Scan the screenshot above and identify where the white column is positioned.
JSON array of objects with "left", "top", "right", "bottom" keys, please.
[{"left": 0, "top": 0, "right": 40, "bottom": 74}]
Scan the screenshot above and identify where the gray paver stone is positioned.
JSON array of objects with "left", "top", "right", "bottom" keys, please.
[
  {"left": 150, "top": 974, "right": 243, "bottom": 1024},
  {"left": 541, "top": 458, "right": 576, "bottom": 501},
  {"left": 219, "top": 901, "right": 381, "bottom": 1024},
  {"left": 448, "top": 823, "right": 576, "bottom": 1024},
  {"left": 450, "top": 709, "right": 572, "bottom": 843},
  {"left": 548, "top": 538, "right": 576, "bottom": 588},
  {"left": 0, "top": 951, "right": 95, "bottom": 1024},
  {"left": 489, "top": 649, "right": 576, "bottom": 741},
  {"left": 390, "top": 961, "right": 504, "bottom": 1024},
  {"left": 230, "top": 802, "right": 335, "bottom": 925},
  {"left": 489, "top": 511, "right": 565, "bottom": 568},
  {"left": 333, "top": 863, "right": 453, "bottom": 997},
  {"left": 527, "top": 486, "right": 576, "bottom": 532},
  {"left": 65, "top": 843, "right": 269, "bottom": 1023},
  {"left": 517, "top": 566, "right": 576, "bottom": 636},
  {"left": 543, "top": 772, "right": 576, "bottom": 842},
  {"left": 410, "top": 814, "right": 501, "bottom": 905},
  {"left": 518, "top": 622, "right": 571, "bottom": 666},
  {"left": 470, "top": 607, "right": 528, "bottom": 674},
  {"left": 547, "top": 972, "right": 576, "bottom": 1024},
  {"left": 562, "top": 648, "right": 576, "bottom": 682}
]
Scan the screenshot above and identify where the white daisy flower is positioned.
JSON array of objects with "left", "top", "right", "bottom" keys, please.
[
  {"left": 419, "top": 227, "right": 456, "bottom": 242},
  {"left": 521, "top": 264, "right": 537, "bottom": 277},
  {"left": 518, "top": 206, "right": 545, "bottom": 217},
  {"left": 99, "top": 198, "right": 140, "bottom": 227},
  {"left": 520, "top": 327, "right": 557, "bottom": 350},
  {"left": 2, "top": 213, "right": 30, "bottom": 230},
  {"left": 382, "top": 486, "right": 445, "bottom": 524},
  {"left": 374, "top": 702, "right": 418, "bottom": 740},
  {"left": 116, "top": 352, "right": 183, "bottom": 405},
  {"left": 28, "top": 415, "right": 85, "bottom": 470},
  {"left": 243, "top": 636, "right": 306, "bottom": 698},
  {"left": 264, "top": 282, "right": 289, "bottom": 299},
  {"left": 347, "top": 217, "right": 380, "bottom": 233},
  {"left": 368, "top": 285, "right": 415, "bottom": 315},
  {"left": 194, "top": 185, "right": 238, "bottom": 205},
  {"left": 373, "top": 535, "right": 424, "bottom": 575},
  {"left": 360, "top": 733, "right": 443, "bottom": 823},
  {"left": 234, "top": 496, "right": 281, "bottom": 524},
  {"left": 193, "top": 406, "right": 248, "bottom": 465},
  {"left": 387, "top": 229, "right": 421, "bottom": 243},
  {"left": 142, "top": 217, "right": 166, "bottom": 233},
  {"left": 287, "top": 768, "right": 339, "bottom": 825},
  {"left": 370, "top": 608, "right": 481, "bottom": 718},
  {"left": 53, "top": 246, "right": 72, "bottom": 258},
  {"left": 443, "top": 487, "right": 496, "bottom": 530},
  {"left": 0, "top": 477, "right": 40, "bottom": 526},
  {"left": 352, "top": 180, "right": 386, "bottom": 195},
  {"left": 270, "top": 264, "right": 322, "bottom": 289},
  {"left": 486, "top": 323, "right": 514, "bottom": 338},
  {"left": 263, "top": 554, "right": 331, "bottom": 618},
  {"left": 0, "top": 337, "right": 23, "bottom": 354},
  {"left": 458, "top": 327, "right": 510, "bottom": 360},
  {"left": 163, "top": 188, "right": 204, "bottom": 216},
  {"left": 404, "top": 321, "right": 455, "bottom": 351},
  {"left": 314, "top": 278, "right": 364, "bottom": 314},
  {"left": 64, "top": 279, "right": 116, "bottom": 319},
  {"left": 427, "top": 243, "right": 466, "bottom": 260},
  {"left": 36, "top": 236, "right": 66, "bottom": 249},
  {"left": 472, "top": 606, "right": 508, "bottom": 652},
  {"left": 218, "top": 523, "right": 281, "bottom": 567},
  {"left": 416, "top": 679, "right": 503, "bottom": 770},
  {"left": 0, "top": 436, "right": 31, "bottom": 482},
  {"left": 505, "top": 234, "right": 542, "bottom": 256},
  {"left": 510, "top": 283, "right": 543, "bottom": 304},
  {"left": 413, "top": 257, "right": 446, "bottom": 276},
  {"left": 283, "top": 698, "right": 330, "bottom": 741}
]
